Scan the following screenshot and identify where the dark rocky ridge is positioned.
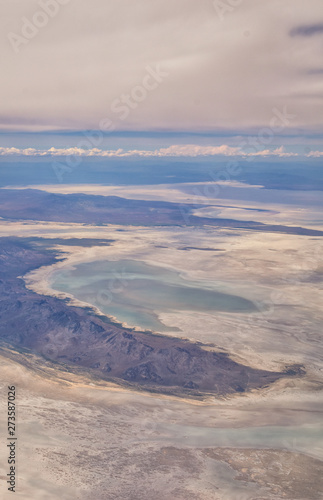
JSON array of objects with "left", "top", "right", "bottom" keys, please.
[
  {"left": 1, "top": 189, "right": 323, "bottom": 236},
  {"left": 0, "top": 238, "right": 303, "bottom": 396}
]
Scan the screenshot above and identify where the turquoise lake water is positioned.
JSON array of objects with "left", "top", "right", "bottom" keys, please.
[
  {"left": 51, "top": 259, "right": 257, "bottom": 331},
  {"left": 152, "top": 423, "right": 323, "bottom": 460}
]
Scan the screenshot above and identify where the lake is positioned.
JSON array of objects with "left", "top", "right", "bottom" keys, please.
[{"left": 51, "top": 259, "right": 257, "bottom": 331}]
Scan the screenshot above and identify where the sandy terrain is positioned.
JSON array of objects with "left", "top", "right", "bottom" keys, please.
[
  {"left": 0, "top": 347, "right": 322, "bottom": 500},
  {"left": 0, "top": 192, "right": 322, "bottom": 499}
]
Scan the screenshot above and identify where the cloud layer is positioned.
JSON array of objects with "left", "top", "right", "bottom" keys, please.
[
  {"left": 1, "top": 0, "right": 323, "bottom": 132},
  {"left": 0, "top": 144, "right": 312, "bottom": 157},
  {"left": 290, "top": 23, "right": 323, "bottom": 37}
]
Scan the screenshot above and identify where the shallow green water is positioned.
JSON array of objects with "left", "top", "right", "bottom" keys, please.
[
  {"left": 153, "top": 423, "right": 323, "bottom": 460},
  {"left": 51, "top": 259, "right": 257, "bottom": 331}
]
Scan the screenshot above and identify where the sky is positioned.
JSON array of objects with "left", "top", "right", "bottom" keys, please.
[{"left": 1, "top": 0, "right": 323, "bottom": 154}]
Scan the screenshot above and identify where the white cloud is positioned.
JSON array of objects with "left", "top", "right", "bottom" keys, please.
[
  {"left": 248, "top": 146, "right": 298, "bottom": 157},
  {"left": 155, "top": 144, "right": 241, "bottom": 156},
  {"left": 306, "top": 150, "right": 323, "bottom": 157},
  {"left": 1, "top": 0, "right": 323, "bottom": 132},
  {"left": 0, "top": 144, "right": 299, "bottom": 157}
]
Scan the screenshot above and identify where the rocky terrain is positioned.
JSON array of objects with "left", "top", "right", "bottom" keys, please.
[
  {"left": 0, "top": 237, "right": 302, "bottom": 397},
  {"left": 1, "top": 189, "right": 322, "bottom": 236}
]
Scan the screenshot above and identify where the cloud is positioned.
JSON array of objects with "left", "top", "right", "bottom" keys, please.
[
  {"left": 290, "top": 23, "right": 323, "bottom": 37},
  {"left": 0, "top": 144, "right": 299, "bottom": 157},
  {"left": 306, "top": 150, "right": 323, "bottom": 157},
  {"left": 152, "top": 145, "right": 241, "bottom": 156},
  {"left": 248, "top": 146, "right": 298, "bottom": 157},
  {"left": 1, "top": 0, "right": 323, "bottom": 132}
]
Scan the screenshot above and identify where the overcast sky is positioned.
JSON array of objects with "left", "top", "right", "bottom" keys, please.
[{"left": 1, "top": 0, "right": 323, "bottom": 133}]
